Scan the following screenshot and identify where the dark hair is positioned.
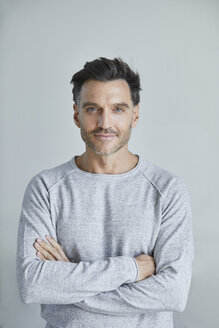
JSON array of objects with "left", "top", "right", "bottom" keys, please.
[{"left": 70, "top": 56, "right": 142, "bottom": 108}]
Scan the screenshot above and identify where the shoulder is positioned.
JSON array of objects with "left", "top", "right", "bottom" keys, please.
[
  {"left": 24, "top": 157, "right": 75, "bottom": 193},
  {"left": 140, "top": 159, "right": 192, "bottom": 222},
  {"left": 140, "top": 158, "right": 190, "bottom": 199}
]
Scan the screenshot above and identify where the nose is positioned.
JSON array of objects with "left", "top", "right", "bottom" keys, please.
[{"left": 97, "top": 109, "right": 113, "bottom": 130}]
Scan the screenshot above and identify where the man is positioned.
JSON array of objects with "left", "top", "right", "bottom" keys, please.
[{"left": 16, "top": 56, "right": 194, "bottom": 328}]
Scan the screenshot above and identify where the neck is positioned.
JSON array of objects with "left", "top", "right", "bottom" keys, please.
[{"left": 75, "top": 150, "right": 139, "bottom": 175}]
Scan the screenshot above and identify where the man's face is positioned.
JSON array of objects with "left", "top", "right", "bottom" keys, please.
[{"left": 73, "top": 79, "right": 139, "bottom": 156}]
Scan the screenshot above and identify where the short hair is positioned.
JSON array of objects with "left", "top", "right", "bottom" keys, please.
[{"left": 70, "top": 56, "right": 142, "bottom": 108}]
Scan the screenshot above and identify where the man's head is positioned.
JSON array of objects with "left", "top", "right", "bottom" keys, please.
[
  {"left": 70, "top": 57, "right": 142, "bottom": 156},
  {"left": 70, "top": 57, "right": 141, "bottom": 108}
]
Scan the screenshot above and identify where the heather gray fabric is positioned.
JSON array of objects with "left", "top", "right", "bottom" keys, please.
[{"left": 16, "top": 154, "right": 194, "bottom": 328}]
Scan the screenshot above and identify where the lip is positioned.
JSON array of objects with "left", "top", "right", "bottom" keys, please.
[{"left": 94, "top": 134, "right": 116, "bottom": 140}]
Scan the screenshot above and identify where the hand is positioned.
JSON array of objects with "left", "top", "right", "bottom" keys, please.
[
  {"left": 134, "top": 254, "right": 156, "bottom": 282},
  {"left": 33, "top": 235, "right": 70, "bottom": 262}
]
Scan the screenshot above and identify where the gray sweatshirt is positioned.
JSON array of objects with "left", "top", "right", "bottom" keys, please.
[{"left": 16, "top": 154, "right": 194, "bottom": 328}]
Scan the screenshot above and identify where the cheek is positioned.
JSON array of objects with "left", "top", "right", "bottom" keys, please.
[
  {"left": 80, "top": 116, "right": 96, "bottom": 129},
  {"left": 114, "top": 115, "right": 131, "bottom": 128}
]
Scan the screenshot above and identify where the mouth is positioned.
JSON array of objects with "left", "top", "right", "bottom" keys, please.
[{"left": 94, "top": 134, "right": 117, "bottom": 140}]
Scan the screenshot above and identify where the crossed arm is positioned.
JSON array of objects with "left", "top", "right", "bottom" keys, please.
[{"left": 16, "top": 173, "right": 194, "bottom": 315}]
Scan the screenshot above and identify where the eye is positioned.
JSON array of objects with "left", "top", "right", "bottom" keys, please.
[
  {"left": 86, "top": 107, "right": 124, "bottom": 113},
  {"left": 87, "top": 107, "right": 97, "bottom": 112},
  {"left": 115, "top": 107, "right": 124, "bottom": 112}
]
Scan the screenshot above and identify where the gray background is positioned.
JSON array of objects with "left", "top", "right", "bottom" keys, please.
[{"left": 0, "top": 0, "right": 218, "bottom": 327}]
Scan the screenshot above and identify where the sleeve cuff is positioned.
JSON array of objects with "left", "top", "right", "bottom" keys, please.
[
  {"left": 124, "top": 256, "right": 138, "bottom": 283},
  {"left": 131, "top": 257, "right": 139, "bottom": 282}
]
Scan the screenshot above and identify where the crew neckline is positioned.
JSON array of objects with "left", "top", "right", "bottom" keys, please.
[{"left": 71, "top": 154, "right": 142, "bottom": 178}]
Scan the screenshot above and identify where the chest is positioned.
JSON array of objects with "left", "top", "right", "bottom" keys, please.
[{"left": 50, "top": 181, "right": 162, "bottom": 261}]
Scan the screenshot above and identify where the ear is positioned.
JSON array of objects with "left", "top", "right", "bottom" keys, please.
[
  {"left": 73, "top": 104, "right": 80, "bottom": 128},
  {"left": 132, "top": 104, "right": 139, "bottom": 128}
]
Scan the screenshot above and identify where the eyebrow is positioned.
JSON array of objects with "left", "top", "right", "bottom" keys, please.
[{"left": 82, "top": 101, "right": 130, "bottom": 110}]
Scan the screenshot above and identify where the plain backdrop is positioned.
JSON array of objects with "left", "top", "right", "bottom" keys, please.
[{"left": 0, "top": 0, "right": 218, "bottom": 327}]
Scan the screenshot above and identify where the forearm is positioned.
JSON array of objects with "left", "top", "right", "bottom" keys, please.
[
  {"left": 73, "top": 177, "right": 195, "bottom": 316},
  {"left": 73, "top": 259, "right": 193, "bottom": 315},
  {"left": 16, "top": 173, "right": 138, "bottom": 305},
  {"left": 16, "top": 250, "right": 137, "bottom": 304}
]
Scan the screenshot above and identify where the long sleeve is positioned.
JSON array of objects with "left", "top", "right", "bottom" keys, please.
[
  {"left": 73, "top": 176, "right": 194, "bottom": 315},
  {"left": 16, "top": 172, "right": 138, "bottom": 305}
]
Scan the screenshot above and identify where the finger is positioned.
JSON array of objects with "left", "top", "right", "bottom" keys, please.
[
  {"left": 36, "top": 239, "right": 63, "bottom": 261},
  {"left": 34, "top": 242, "right": 57, "bottom": 261},
  {"left": 36, "top": 251, "right": 46, "bottom": 261},
  {"left": 45, "top": 235, "right": 69, "bottom": 261},
  {"left": 38, "top": 247, "right": 56, "bottom": 261},
  {"left": 45, "top": 235, "right": 67, "bottom": 259}
]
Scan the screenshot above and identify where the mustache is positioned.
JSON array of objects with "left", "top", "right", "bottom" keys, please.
[{"left": 93, "top": 131, "right": 118, "bottom": 135}]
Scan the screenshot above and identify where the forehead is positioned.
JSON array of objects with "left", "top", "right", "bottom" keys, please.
[{"left": 80, "top": 79, "right": 132, "bottom": 103}]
